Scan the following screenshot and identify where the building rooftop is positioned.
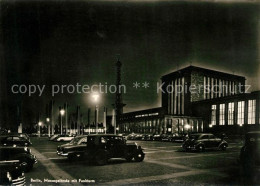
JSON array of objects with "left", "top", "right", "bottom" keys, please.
[{"left": 161, "top": 65, "right": 246, "bottom": 80}]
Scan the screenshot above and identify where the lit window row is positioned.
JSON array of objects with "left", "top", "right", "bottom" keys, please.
[{"left": 210, "top": 99, "right": 256, "bottom": 126}]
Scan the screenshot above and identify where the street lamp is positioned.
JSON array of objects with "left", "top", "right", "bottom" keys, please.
[
  {"left": 38, "top": 121, "right": 42, "bottom": 137},
  {"left": 185, "top": 124, "right": 191, "bottom": 130},
  {"left": 92, "top": 93, "right": 100, "bottom": 134},
  {"left": 60, "top": 109, "right": 65, "bottom": 134},
  {"left": 46, "top": 118, "right": 50, "bottom": 137}
]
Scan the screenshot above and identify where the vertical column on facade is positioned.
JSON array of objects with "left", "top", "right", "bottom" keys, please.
[
  {"left": 178, "top": 78, "right": 181, "bottom": 115},
  {"left": 171, "top": 80, "right": 174, "bottom": 114},
  {"left": 168, "top": 81, "right": 171, "bottom": 114},
  {"left": 174, "top": 79, "right": 177, "bottom": 115},
  {"left": 214, "top": 78, "right": 217, "bottom": 98},
  {"left": 207, "top": 77, "right": 210, "bottom": 99},
  {"left": 216, "top": 79, "right": 219, "bottom": 98},
  {"left": 218, "top": 79, "right": 223, "bottom": 97},
  {"left": 232, "top": 81, "right": 235, "bottom": 95},
  {"left": 204, "top": 76, "right": 206, "bottom": 99},
  {"left": 181, "top": 77, "right": 184, "bottom": 115},
  {"left": 210, "top": 77, "right": 212, "bottom": 99},
  {"left": 179, "top": 79, "right": 182, "bottom": 115},
  {"left": 227, "top": 81, "right": 229, "bottom": 96},
  {"left": 256, "top": 98, "right": 259, "bottom": 125},
  {"left": 222, "top": 79, "right": 226, "bottom": 97}
]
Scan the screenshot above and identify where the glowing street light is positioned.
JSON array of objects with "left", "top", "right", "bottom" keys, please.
[
  {"left": 92, "top": 94, "right": 100, "bottom": 102},
  {"left": 60, "top": 109, "right": 65, "bottom": 116},
  {"left": 91, "top": 93, "right": 100, "bottom": 134},
  {"left": 38, "top": 121, "right": 42, "bottom": 137},
  {"left": 60, "top": 109, "right": 65, "bottom": 134},
  {"left": 184, "top": 124, "right": 191, "bottom": 130},
  {"left": 46, "top": 118, "right": 50, "bottom": 137}
]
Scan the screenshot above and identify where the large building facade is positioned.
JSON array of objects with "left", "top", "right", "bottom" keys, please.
[{"left": 119, "top": 66, "right": 259, "bottom": 135}]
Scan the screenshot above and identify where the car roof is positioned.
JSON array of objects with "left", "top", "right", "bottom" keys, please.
[
  {"left": 87, "top": 134, "right": 122, "bottom": 137},
  {"left": 247, "top": 131, "right": 260, "bottom": 134},
  {"left": 191, "top": 133, "right": 213, "bottom": 136},
  {"left": 75, "top": 135, "right": 88, "bottom": 138}
]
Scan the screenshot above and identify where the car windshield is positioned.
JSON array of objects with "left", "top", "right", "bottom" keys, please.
[
  {"left": 189, "top": 134, "right": 200, "bottom": 140},
  {"left": 69, "top": 137, "right": 82, "bottom": 144}
]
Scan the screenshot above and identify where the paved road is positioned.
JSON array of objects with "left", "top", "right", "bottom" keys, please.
[{"left": 25, "top": 137, "right": 252, "bottom": 185}]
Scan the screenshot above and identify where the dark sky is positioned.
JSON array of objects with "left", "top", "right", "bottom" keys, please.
[{"left": 0, "top": 0, "right": 259, "bottom": 127}]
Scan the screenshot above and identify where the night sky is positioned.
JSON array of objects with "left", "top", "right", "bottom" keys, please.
[{"left": 0, "top": 0, "right": 259, "bottom": 127}]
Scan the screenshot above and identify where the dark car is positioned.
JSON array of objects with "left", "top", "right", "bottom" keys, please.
[
  {"left": 171, "top": 133, "right": 185, "bottom": 142},
  {"left": 182, "top": 133, "right": 228, "bottom": 152},
  {"left": 0, "top": 135, "right": 32, "bottom": 147},
  {"left": 57, "top": 135, "right": 88, "bottom": 156},
  {"left": 239, "top": 131, "right": 260, "bottom": 180},
  {"left": 0, "top": 160, "right": 25, "bottom": 185},
  {"left": 57, "top": 134, "right": 145, "bottom": 165},
  {"left": 126, "top": 133, "right": 142, "bottom": 140},
  {"left": 141, "top": 134, "right": 153, "bottom": 141},
  {"left": 161, "top": 134, "right": 172, "bottom": 142},
  {"left": 0, "top": 146, "right": 37, "bottom": 172},
  {"left": 8, "top": 133, "right": 30, "bottom": 141},
  {"left": 153, "top": 134, "right": 162, "bottom": 141}
]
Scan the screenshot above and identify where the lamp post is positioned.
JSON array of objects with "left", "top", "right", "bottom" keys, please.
[
  {"left": 38, "top": 121, "right": 42, "bottom": 137},
  {"left": 60, "top": 109, "right": 65, "bottom": 134},
  {"left": 46, "top": 117, "right": 50, "bottom": 137},
  {"left": 92, "top": 93, "right": 100, "bottom": 134}
]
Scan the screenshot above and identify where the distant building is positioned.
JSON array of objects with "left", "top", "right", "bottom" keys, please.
[{"left": 119, "top": 66, "right": 259, "bottom": 135}]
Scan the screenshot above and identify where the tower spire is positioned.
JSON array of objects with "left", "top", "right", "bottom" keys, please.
[{"left": 113, "top": 55, "right": 126, "bottom": 126}]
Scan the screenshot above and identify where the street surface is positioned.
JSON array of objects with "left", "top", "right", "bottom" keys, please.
[{"left": 25, "top": 137, "right": 250, "bottom": 185}]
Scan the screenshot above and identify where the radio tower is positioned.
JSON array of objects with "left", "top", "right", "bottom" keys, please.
[{"left": 114, "top": 55, "right": 126, "bottom": 126}]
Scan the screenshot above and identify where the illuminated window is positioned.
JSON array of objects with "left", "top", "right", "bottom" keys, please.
[
  {"left": 219, "top": 104, "right": 225, "bottom": 125},
  {"left": 237, "top": 101, "right": 245, "bottom": 126},
  {"left": 248, "top": 100, "right": 256, "bottom": 124},
  {"left": 211, "top": 105, "right": 217, "bottom": 125},
  {"left": 228, "top": 102, "right": 234, "bottom": 125}
]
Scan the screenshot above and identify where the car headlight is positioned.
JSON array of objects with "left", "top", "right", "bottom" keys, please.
[
  {"left": 7, "top": 172, "right": 12, "bottom": 182},
  {"left": 24, "top": 147, "right": 31, "bottom": 153}
]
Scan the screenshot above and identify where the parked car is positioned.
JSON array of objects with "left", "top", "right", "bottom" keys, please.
[
  {"left": 161, "top": 134, "right": 172, "bottom": 142},
  {"left": 0, "top": 146, "right": 37, "bottom": 172},
  {"left": 57, "top": 134, "right": 145, "bottom": 165},
  {"left": 8, "top": 133, "right": 30, "bottom": 141},
  {"left": 153, "top": 134, "right": 162, "bottom": 141},
  {"left": 0, "top": 135, "right": 32, "bottom": 147},
  {"left": 54, "top": 134, "right": 74, "bottom": 142},
  {"left": 239, "top": 131, "right": 260, "bottom": 180},
  {"left": 141, "top": 134, "right": 153, "bottom": 141},
  {"left": 57, "top": 135, "right": 88, "bottom": 152},
  {"left": 171, "top": 133, "right": 185, "bottom": 142},
  {"left": 126, "top": 133, "right": 142, "bottom": 140},
  {"left": 49, "top": 134, "right": 59, "bottom": 141},
  {"left": 0, "top": 160, "right": 25, "bottom": 185},
  {"left": 182, "top": 133, "right": 228, "bottom": 152}
]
